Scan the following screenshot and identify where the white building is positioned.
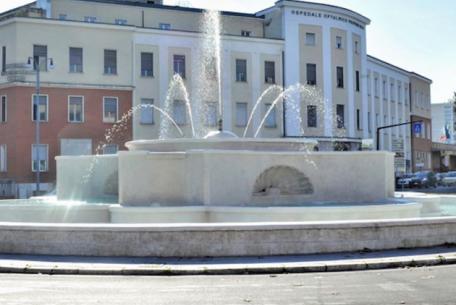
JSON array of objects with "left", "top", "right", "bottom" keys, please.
[{"left": 432, "top": 102, "right": 455, "bottom": 144}]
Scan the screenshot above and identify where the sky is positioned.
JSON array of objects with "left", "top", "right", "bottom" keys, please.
[{"left": 1, "top": 0, "right": 455, "bottom": 103}]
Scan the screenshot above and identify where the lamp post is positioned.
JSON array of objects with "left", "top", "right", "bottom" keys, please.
[
  {"left": 376, "top": 120, "right": 423, "bottom": 151},
  {"left": 26, "top": 56, "right": 54, "bottom": 195}
]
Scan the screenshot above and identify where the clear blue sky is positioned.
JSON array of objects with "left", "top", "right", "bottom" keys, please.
[{"left": 2, "top": 0, "right": 455, "bottom": 102}]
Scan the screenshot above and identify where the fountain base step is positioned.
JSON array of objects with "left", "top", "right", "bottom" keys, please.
[{"left": 109, "top": 202, "right": 422, "bottom": 223}]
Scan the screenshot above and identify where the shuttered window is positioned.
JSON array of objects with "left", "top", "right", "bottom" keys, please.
[
  {"left": 141, "top": 52, "right": 153, "bottom": 77},
  {"left": 104, "top": 50, "right": 117, "bottom": 75},
  {"left": 69, "top": 47, "right": 83, "bottom": 73},
  {"left": 33, "top": 45, "right": 47, "bottom": 71}
]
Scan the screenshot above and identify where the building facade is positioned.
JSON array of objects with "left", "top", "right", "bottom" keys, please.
[
  {"left": 432, "top": 102, "right": 455, "bottom": 145},
  {"left": 0, "top": 0, "right": 432, "bottom": 197},
  {"left": 431, "top": 102, "right": 456, "bottom": 172}
]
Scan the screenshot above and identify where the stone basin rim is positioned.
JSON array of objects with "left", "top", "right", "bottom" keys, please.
[
  {"left": 125, "top": 137, "right": 319, "bottom": 151},
  {"left": 0, "top": 216, "right": 456, "bottom": 231}
]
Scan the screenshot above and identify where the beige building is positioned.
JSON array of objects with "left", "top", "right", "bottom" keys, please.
[{"left": 0, "top": 0, "right": 432, "bottom": 196}]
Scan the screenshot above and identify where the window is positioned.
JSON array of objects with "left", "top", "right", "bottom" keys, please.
[
  {"left": 205, "top": 102, "right": 217, "bottom": 127},
  {"left": 115, "top": 19, "right": 127, "bottom": 25},
  {"left": 390, "top": 83, "right": 394, "bottom": 100},
  {"left": 355, "top": 70, "right": 360, "bottom": 92},
  {"left": 32, "top": 94, "right": 48, "bottom": 122},
  {"left": 405, "top": 88, "right": 409, "bottom": 105},
  {"left": 241, "top": 30, "right": 251, "bottom": 37},
  {"left": 60, "top": 139, "right": 92, "bottom": 156},
  {"left": 306, "top": 64, "right": 317, "bottom": 86},
  {"left": 354, "top": 40, "right": 359, "bottom": 54},
  {"left": 140, "top": 98, "right": 154, "bottom": 125},
  {"left": 103, "top": 144, "right": 118, "bottom": 155},
  {"left": 236, "top": 102, "right": 248, "bottom": 127},
  {"left": 264, "top": 61, "right": 275, "bottom": 84},
  {"left": 141, "top": 52, "right": 154, "bottom": 77},
  {"left": 398, "top": 85, "right": 402, "bottom": 102},
  {"left": 0, "top": 145, "right": 6, "bottom": 172},
  {"left": 336, "top": 67, "right": 344, "bottom": 88},
  {"left": 376, "top": 113, "right": 380, "bottom": 126},
  {"left": 0, "top": 96, "right": 6, "bottom": 123},
  {"left": 173, "top": 55, "right": 186, "bottom": 78},
  {"left": 1, "top": 46, "right": 5, "bottom": 73},
  {"left": 59, "top": 14, "right": 67, "bottom": 20},
  {"left": 32, "top": 144, "right": 48, "bottom": 172},
  {"left": 104, "top": 50, "right": 117, "bottom": 75},
  {"left": 367, "top": 75, "right": 371, "bottom": 95},
  {"left": 264, "top": 103, "right": 276, "bottom": 128},
  {"left": 356, "top": 109, "right": 361, "bottom": 130},
  {"left": 374, "top": 78, "right": 379, "bottom": 97},
  {"left": 33, "top": 45, "right": 47, "bottom": 71},
  {"left": 68, "top": 96, "right": 84, "bottom": 123},
  {"left": 103, "top": 97, "right": 118, "bottom": 123},
  {"left": 84, "top": 16, "right": 96, "bottom": 23},
  {"left": 336, "top": 104, "right": 344, "bottom": 128},
  {"left": 382, "top": 80, "right": 387, "bottom": 98},
  {"left": 204, "top": 57, "right": 217, "bottom": 79},
  {"left": 69, "top": 47, "right": 83, "bottom": 73},
  {"left": 368, "top": 112, "right": 371, "bottom": 133},
  {"left": 159, "top": 23, "right": 171, "bottom": 30},
  {"left": 307, "top": 105, "right": 317, "bottom": 128},
  {"left": 173, "top": 100, "right": 187, "bottom": 125},
  {"left": 336, "top": 36, "right": 342, "bottom": 49},
  {"left": 305, "top": 33, "right": 315, "bottom": 46},
  {"left": 236, "top": 59, "right": 247, "bottom": 82}
]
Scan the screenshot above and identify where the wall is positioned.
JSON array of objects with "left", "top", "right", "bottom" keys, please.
[
  {"left": 367, "top": 57, "right": 411, "bottom": 172},
  {"left": 0, "top": 86, "right": 132, "bottom": 184},
  {"left": 51, "top": 0, "right": 264, "bottom": 37}
]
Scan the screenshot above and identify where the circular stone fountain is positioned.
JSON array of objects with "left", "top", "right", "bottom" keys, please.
[
  {"left": 0, "top": 136, "right": 453, "bottom": 257},
  {"left": 0, "top": 8, "right": 455, "bottom": 258}
]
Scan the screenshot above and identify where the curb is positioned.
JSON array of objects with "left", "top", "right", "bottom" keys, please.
[{"left": 0, "top": 255, "right": 455, "bottom": 276}]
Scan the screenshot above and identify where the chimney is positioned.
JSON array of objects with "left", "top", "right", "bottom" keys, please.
[{"left": 36, "top": 0, "right": 51, "bottom": 18}]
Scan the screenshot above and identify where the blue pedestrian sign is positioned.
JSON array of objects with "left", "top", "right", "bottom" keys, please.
[{"left": 413, "top": 122, "right": 422, "bottom": 134}]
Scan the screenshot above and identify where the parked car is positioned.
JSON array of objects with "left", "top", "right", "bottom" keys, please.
[
  {"left": 436, "top": 172, "right": 449, "bottom": 186},
  {"left": 442, "top": 171, "right": 456, "bottom": 186},
  {"left": 409, "top": 171, "right": 433, "bottom": 188},
  {"left": 397, "top": 174, "right": 414, "bottom": 188}
]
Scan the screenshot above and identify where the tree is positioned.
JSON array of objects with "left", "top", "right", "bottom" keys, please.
[{"left": 449, "top": 92, "right": 456, "bottom": 104}]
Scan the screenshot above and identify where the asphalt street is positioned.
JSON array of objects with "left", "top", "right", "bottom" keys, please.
[{"left": 0, "top": 265, "right": 454, "bottom": 304}]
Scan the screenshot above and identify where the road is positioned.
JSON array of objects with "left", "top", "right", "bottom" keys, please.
[{"left": 0, "top": 265, "right": 454, "bottom": 304}]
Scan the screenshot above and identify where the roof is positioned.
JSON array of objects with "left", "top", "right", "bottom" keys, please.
[
  {"left": 409, "top": 72, "right": 433, "bottom": 84},
  {"left": 75, "top": 0, "right": 264, "bottom": 19},
  {"left": 272, "top": 0, "right": 371, "bottom": 25},
  {"left": 0, "top": 1, "right": 36, "bottom": 18},
  {"left": 367, "top": 55, "right": 432, "bottom": 83}
]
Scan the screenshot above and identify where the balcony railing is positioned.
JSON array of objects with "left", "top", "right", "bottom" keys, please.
[{"left": 0, "top": 6, "right": 45, "bottom": 23}]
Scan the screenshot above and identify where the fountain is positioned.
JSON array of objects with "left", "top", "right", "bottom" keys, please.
[{"left": 0, "top": 10, "right": 454, "bottom": 258}]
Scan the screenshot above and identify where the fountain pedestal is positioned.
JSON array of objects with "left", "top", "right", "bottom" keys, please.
[{"left": 117, "top": 139, "right": 394, "bottom": 207}]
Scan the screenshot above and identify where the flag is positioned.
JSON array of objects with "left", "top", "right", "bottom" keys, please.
[{"left": 440, "top": 126, "right": 448, "bottom": 142}]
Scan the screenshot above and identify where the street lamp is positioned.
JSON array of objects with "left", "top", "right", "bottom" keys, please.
[{"left": 26, "top": 56, "right": 54, "bottom": 195}]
